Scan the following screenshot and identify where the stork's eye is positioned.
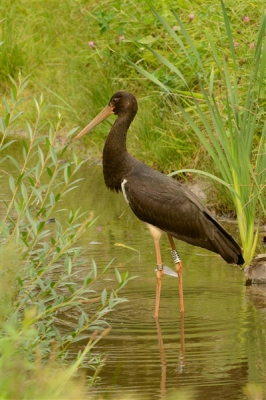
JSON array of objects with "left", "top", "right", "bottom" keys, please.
[{"left": 112, "top": 97, "right": 119, "bottom": 104}]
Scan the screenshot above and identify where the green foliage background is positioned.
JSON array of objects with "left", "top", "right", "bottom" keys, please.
[
  {"left": 0, "top": 1, "right": 265, "bottom": 398},
  {"left": 1, "top": 0, "right": 264, "bottom": 186}
]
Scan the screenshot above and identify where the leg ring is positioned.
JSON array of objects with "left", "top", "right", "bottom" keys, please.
[
  {"left": 156, "top": 263, "right": 164, "bottom": 271},
  {"left": 171, "top": 249, "right": 181, "bottom": 264}
]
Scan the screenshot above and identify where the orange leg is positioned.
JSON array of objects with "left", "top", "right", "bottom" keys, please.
[
  {"left": 154, "top": 238, "right": 164, "bottom": 318},
  {"left": 167, "top": 234, "right": 185, "bottom": 313},
  {"left": 146, "top": 224, "right": 164, "bottom": 318}
]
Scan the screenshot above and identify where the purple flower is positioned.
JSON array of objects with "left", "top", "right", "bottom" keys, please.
[
  {"left": 243, "top": 16, "right": 250, "bottom": 23},
  {"left": 234, "top": 42, "right": 239, "bottom": 47},
  {"left": 188, "top": 13, "right": 195, "bottom": 21},
  {"left": 119, "top": 35, "right": 125, "bottom": 41},
  {"left": 88, "top": 41, "right": 95, "bottom": 48},
  {"left": 250, "top": 42, "right": 255, "bottom": 49},
  {"left": 173, "top": 25, "right": 178, "bottom": 31}
]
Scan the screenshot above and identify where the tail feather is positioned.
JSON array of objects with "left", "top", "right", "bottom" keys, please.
[
  {"left": 213, "top": 228, "right": 244, "bottom": 265},
  {"left": 203, "top": 212, "right": 244, "bottom": 265}
]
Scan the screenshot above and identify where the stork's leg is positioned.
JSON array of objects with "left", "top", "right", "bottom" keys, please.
[
  {"left": 146, "top": 224, "right": 164, "bottom": 318},
  {"left": 154, "top": 238, "right": 164, "bottom": 318},
  {"left": 167, "top": 234, "right": 184, "bottom": 313}
]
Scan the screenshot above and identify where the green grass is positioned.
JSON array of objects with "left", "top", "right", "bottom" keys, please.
[
  {"left": 132, "top": 1, "right": 265, "bottom": 263},
  {"left": 0, "top": 0, "right": 265, "bottom": 205}
]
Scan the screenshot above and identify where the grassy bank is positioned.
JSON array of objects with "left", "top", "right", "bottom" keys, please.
[{"left": 1, "top": 0, "right": 264, "bottom": 180}]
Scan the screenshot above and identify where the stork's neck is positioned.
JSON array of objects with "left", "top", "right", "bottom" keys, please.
[{"left": 103, "top": 112, "right": 137, "bottom": 192}]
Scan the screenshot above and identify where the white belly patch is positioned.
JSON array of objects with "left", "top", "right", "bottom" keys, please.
[{"left": 121, "top": 179, "right": 129, "bottom": 203}]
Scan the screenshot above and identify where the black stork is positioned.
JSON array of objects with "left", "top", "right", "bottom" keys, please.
[{"left": 75, "top": 91, "right": 244, "bottom": 317}]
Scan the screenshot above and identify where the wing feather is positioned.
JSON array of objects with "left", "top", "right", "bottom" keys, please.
[{"left": 123, "top": 164, "right": 243, "bottom": 263}]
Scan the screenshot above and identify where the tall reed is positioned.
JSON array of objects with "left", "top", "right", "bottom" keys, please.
[{"left": 131, "top": 1, "right": 266, "bottom": 264}]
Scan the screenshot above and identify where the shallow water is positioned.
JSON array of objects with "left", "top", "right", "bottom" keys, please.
[{"left": 1, "top": 144, "right": 265, "bottom": 399}]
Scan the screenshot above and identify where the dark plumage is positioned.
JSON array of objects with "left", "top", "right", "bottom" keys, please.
[
  {"left": 75, "top": 91, "right": 244, "bottom": 315},
  {"left": 124, "top": 166, "right": 244, "bottom": 265}
]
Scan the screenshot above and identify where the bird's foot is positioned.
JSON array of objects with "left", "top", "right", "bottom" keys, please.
[{"left": 154, "top": 265, "right": 178, "bottom": 278}]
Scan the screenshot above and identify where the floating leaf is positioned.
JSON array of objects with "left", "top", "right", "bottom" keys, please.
[{"left": 115, "top": 243, "right": 139, "bottom": 253}]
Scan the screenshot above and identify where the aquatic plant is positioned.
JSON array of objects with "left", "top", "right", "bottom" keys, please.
[
  {"left": 0, "top": 76, "right": 132, "bottom": 398},
  {"left": 131, "top": 1, "right": 266, "bottom": 265}
]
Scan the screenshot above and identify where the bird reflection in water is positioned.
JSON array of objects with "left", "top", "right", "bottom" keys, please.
[{"left": 155, "top": 315, "right": 185, "bottom": 398}]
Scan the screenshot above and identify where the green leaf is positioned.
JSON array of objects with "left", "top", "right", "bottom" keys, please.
[
  {"left": 101, "top": 288, "right": 107, "bottom": 305},
  {"left": 10, "top": 111, "right": 24, "bottom": 123},
  {"left": 45, "top": 137, "right": 51, "bottom": 150},
  {"left": 127, "top": 59, "right": 170, "bottom": 92},
  {"left": 28, "top": 176, "right": 35, "bottom": 186},
  {"left": 147, "top": 47, "right": 188, "bottom": 87},
  {"left": 209, "top": 67, "right": 214, "bottom": 97},
  {"left": 92, "top": 259, "right": 97, "bottom": 279},
  {"left": 26, "top": 208, "right": 37, "bottom": 235},
  {"left": 38, "top": 146, "right": 44, "bottom": 166},
  {"left": 3, "top": 98, "right": 10, "bottom": 114},
  {"left": 115, "top": 267, "right": 122, "bottom": 284},
  {"left": 46, "top": 166, "right": 53, "bottom": 177},
  {"left": 33, "top": 97, "right": 40, "bottom": 114},
  {"left": 83, "top": 271, "right": 92, "bottom": 286},
  {"left": 66, "top": 284, "right": 75, "bottom": 294},
  {"left": 138, "top": 35, "right": 157, "bottom": 45},
  {"left": 0, "top": 116, "right": 6, "bottom": 132},
  {"left": 11, "top": 85, "right": 17, "bottom": 104},
  {"left": 5, "top": 113, "right": 10, "bottom": 126},
  {"left": 37, "top": 221, "right": 45, "bottom": 231},
  {"left": 21, "top": 182, "right": 28, "bottom": 202},
  {"left": 9, "top": 175, "right": 16, "bottom": 193},
  {"left": 25, "top": 121, "right": 33, "bottom": 140},
  {"left": 66, "top": 127, "right": 79, "bottom": 138},
  {"left": 169, "top": 168, "right": 241, "bottom": 200},
  {"left": 8, "top": 75, "right": 17, "bottom": 87},
  {"left": 64, "top": 164, "right": 72, "bottom": 183},
  {"left": 67, "top": 256, "right": 72, "bottom": 274},
  {"left": 17, "top": 277, "right": 23, "bottom": 286},
  {"left": 0, "top": 140, "right": 16, "bottom": 152},
  {"left": 35, "top": 161, "right": 41, "bottom": 181},
  {"left": 22, "top": 140, "right": 28, "bottom": 154},
  {"left": 50, "top": 147, "right": 57, "bottom": 165},
  {"left": 78, "top": 313, "right": 84, "bottom": 330},
  {"left": 20, "top": 78, "right": 29, "bottom": 92},
  {"left": 220, "top": 0, "right": 237, "bottom": 68},
  {"left": 109, "top": 292, "right": 114, "bottom": 308}
]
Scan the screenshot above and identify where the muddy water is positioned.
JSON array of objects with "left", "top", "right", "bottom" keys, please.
[{"left": 1, "top": 145, "right": 265, "bottom": 399}]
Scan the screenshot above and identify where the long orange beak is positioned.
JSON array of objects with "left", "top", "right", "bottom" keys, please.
[{"left": 74, "top": 104, "right": 114, "bottom": 139}]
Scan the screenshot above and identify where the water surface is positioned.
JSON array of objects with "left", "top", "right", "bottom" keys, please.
[
  {"left": 48, "top": 163, "right": 266, "bottom": 400},
  {"left": 1, "top": 143, "right": 265, "bottom": 399}
]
